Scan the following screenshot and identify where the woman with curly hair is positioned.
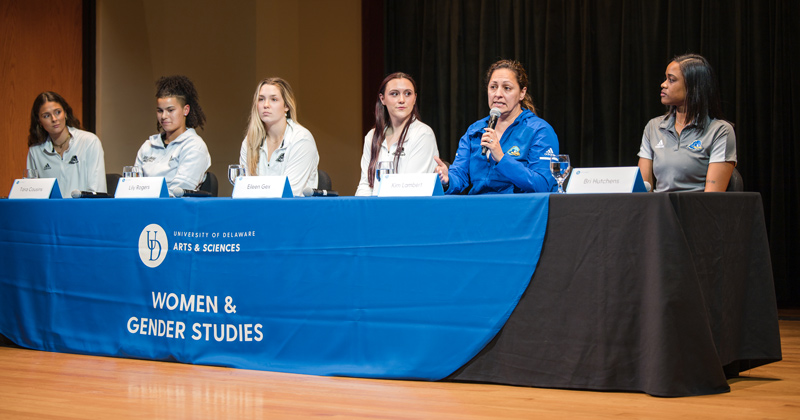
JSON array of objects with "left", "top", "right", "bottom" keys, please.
[
  {"left": 135, "top": 75, "right": 211, "bottom": 193},
  {"left": 26, "top": 91, "right": 107, "bottom": 197},
  {"left": 238, "top": 77, "right": 319, "bottom": 196},
  {"left": 435, "top": 59, "right": 559, "bottom": 194}
]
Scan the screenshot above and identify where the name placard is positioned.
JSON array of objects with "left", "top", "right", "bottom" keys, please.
[
  {"left": 114, "top": 177, "right": 169, "bottom": 198},
  {"left": 377, "top": 173, "right": 444, "bottom": 197},
  {"left": 232, "top": 176, "right": 293, "bottom": 198},
  {"left": 8, "top": 178, "right": 62, "bottom": 199},
  {"left": 566, "top": 167, "right": 647, "bottom": 194}
]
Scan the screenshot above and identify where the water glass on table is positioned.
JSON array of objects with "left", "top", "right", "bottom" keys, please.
[
  {"left": 228, "top": 164, "right": 246, "bottom": 186},
  {"left": 374, "top": 160, "right": 395, "bottom": 196},
  {"left": 123, "top": 166, "right": 142, "bottom": 178},
  {"left": 550, "top": 155, "right": 571, "bottom": 194}
]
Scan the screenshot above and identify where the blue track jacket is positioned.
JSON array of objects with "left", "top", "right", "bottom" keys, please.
[{"left": 446, "top": 109, "right": 559, "bottom": 194}]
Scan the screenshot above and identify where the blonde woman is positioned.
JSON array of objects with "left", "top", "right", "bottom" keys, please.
[{"left": 239, "top": 78, "right": 319, "bottom": 196}]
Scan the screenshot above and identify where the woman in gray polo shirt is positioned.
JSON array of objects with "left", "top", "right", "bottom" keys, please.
[{"left": 638, "top": 54, "right": 736, "bottom": 192}]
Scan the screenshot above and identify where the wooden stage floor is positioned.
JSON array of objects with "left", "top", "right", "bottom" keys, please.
[{"left": 1, "top": 319, "right": 798, "bottom": 419}]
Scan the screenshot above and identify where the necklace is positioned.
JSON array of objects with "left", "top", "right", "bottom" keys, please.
[{"left": 53, "top": 133, "right": 72, "bottom": 150}]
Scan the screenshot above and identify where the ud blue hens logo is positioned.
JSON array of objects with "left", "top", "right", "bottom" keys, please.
[
  {"left": 507, "top": 145, "right": 521, "bottom": 156},
  {"left": 687, "top": 140, "right": 703, "bottom": 152}
]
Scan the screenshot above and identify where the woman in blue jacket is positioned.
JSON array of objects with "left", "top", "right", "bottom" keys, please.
[{"left": 435, "top": 59, "right": 559, "bottom": 194}]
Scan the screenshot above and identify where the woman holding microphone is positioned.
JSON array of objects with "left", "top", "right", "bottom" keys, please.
[{"left": 435, "top": 59, "right": 559, "bottom": 194}]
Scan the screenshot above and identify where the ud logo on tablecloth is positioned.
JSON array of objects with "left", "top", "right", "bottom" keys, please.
[{"left": 138, "top": 224, "right": 168, "bottom": 268}]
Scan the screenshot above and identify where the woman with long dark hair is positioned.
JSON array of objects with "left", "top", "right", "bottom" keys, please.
[
  {"left": 355, "top": 72, "right": 438, "bottom": 196},
  {"left": 638, "top": 54, "right": 736, "bottom": 191},
  {"left": 26, "top": 91, "right": 107, "bottom": 197},
  {"left": 134, "top": 75, "right": 211, "bottom": 194},
  {"left": 435, "top": 59, "right": 559, "bottom": 194},
  {"left": 239, "top": 77, "right": 319, "bottom": 196}
]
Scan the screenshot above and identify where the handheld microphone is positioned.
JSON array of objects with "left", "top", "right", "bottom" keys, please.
[
  {"left": 303, "top": 187, "right": 339, "bottom": 197},
  {"left": 172, "top": 187, "right": 212, "bottom": 198},
  {"left": 482, "top": 108, "right": 502, "bottom": 156},
  {"left": 71, "top": 190, "right": 112, "bottom": 198}
]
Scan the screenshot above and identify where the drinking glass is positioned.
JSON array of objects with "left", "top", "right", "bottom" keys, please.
[
  {"left": 374, "top": 160, "right": 395, "bottom": 196},
  {"left": 23, "top": 169, "right": 39, "bottom": 179},
  {"left": 228, "top": 164, "right": 246, "bottom": 186},
  {"left": 123, "top": 166, "right": 142, "bottom": 178},
  {"left": 550, "top": 155, "right": 571, "bottom": 194}
]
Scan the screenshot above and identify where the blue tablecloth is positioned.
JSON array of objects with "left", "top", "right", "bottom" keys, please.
[{"left": 0, "top": 194, "right": 549, "bottom": 380}]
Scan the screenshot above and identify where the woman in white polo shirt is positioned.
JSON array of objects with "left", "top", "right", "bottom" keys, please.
[
  {"left": 239, "top": 77, "right": 319, "bottom": 197},
  {"left": 355, "top": 72, "right": 439, "bottom": 196},
  {"left": 135, "top": 75, "right": 211, "bottom": 194},
  {"left": 638, "top": 54, "right": 737, "bottom": 192},
  {"left": 26, "top": 91, "right": 107, "bottom": 197}
]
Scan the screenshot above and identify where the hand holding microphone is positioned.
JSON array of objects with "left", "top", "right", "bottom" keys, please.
[{"left": 481, "top": 107, "right": 502, "bottom": 157}]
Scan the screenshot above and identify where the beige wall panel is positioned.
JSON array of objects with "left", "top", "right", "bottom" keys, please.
[
  {"left": 296, "top": 0, "right": 362, "bottom": 195},
  {"left": 97, "top": 0, "right": 256, "bottom": 195},
  {"left": 96, "top": 1, "right": 157, "bottom": 177},
  {"left": 97, "top": 0, "right": 360, "bottom": 196}
]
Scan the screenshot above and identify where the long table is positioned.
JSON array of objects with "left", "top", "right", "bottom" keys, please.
[
  {"left": 0, "top": 193, "right": 781, "bottom": 397},
  {"left": 450, "top": 192, "right": 782, "bottom": 396}
]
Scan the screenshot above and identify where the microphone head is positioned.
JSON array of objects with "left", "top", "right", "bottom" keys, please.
[
  {"left": 172, "top": 187, "right": 185, "bottom": 197},
  {"left": 302, "top": 187, "right": 314, "bottom": 197},
  {"left": 71, "top": 190, "right": 81, "bottom": 198},
  {"left": 490, "top": 107, "right": 502, "bottom": 117}
]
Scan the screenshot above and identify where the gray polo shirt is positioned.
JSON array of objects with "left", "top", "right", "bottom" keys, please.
[{"left": 638, "top": 114, "right": 736, "bottom": 192}]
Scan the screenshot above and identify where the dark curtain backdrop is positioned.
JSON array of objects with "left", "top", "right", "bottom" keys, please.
[{"left": 382, "top": 0, "right": 800, "bottom": 306}]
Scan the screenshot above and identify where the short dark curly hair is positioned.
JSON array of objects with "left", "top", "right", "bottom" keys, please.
[{"left": 155, "top": 75, "right": 206, "bottom": 131}]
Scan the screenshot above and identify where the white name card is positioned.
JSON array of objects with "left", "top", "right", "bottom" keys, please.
[
  {"left": 377, "top": 173, "right": 444, "bottom": 197},
  {"left": 114, "top": 177, "right": 169, "bottom": 198},
  {"left": 232, "top": 176, "right": 293, "bottom": 198},
  {"left": 566, "top": 167, "right": 647, "bottom": 194},
  {"left": 8, "top": 178, "right": 62, "bottom": 199}
]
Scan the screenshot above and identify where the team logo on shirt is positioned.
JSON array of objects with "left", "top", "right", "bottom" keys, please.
[
  {"left": 276, "top": 153, "right": 285, "bottom": 162},
  {"left": 69, "top": 156, "right": 79, "bottom": 164},
  {"left": 143, "top": 156, "right": 157, "bottom": 163},
  {"left": 507, "top": 145, "right": 521, "bottom": 156},
  {"left": 43, "top": 163, "right": 51, "bottom": 170},
  {"left": 687, "top": 140, "right": 703, "bottom": 152},
  {"left": 138, "top": 224, "right": 169, "bottom": 268}
]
